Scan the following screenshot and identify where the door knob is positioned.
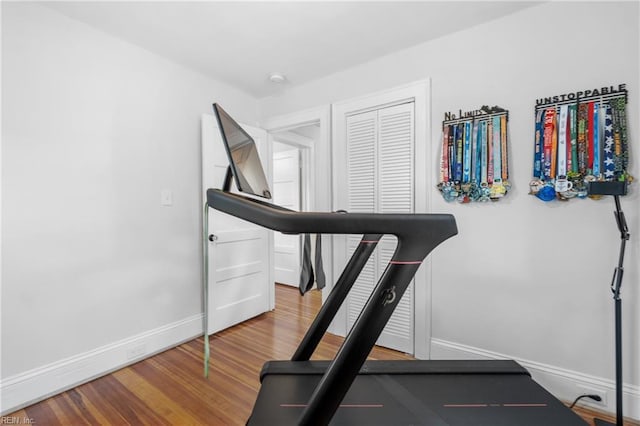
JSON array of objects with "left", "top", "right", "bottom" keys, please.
[{"left": 208, "top": 234, "right": 218, "bottom": 242}]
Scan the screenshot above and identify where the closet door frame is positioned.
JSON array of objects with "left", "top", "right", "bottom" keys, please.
[{"left": 331, "top": 79, "right": 431, "bottom": 359}]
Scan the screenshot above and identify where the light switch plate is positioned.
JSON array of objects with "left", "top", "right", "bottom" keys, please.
[{"left": 161, "top": 189, "right": 173, "bottom": 206}]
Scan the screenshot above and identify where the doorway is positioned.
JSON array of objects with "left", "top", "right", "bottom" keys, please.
[
  {"left": 270, "top": 126, "right": 317, "bottom": 288},
  {"left": 262, "top": 106, "right": 332, "bottom": 309}
]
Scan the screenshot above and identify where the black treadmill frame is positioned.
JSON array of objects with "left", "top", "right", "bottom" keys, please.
[{"left": 207, "top": 187, "right": 458, "bottom": 425}]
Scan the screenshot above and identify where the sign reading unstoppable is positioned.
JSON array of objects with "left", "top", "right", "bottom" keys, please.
[{"left": 536, "top": 84, "right": 627, "bottom": 106}]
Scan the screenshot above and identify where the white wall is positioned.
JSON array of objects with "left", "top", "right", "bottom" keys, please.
[
  {"left": 1, "top": 2, "right": 258, "bottom": 411},
  {"left": 260, "top": 0, "right": 639, "bottom": 413}
]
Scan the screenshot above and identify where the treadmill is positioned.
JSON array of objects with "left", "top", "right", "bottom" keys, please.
[{"left": 208, "top": 104, "right": 586, "bottom": 426}]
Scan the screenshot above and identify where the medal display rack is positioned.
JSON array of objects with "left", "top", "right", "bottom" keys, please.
[
  {"left": 529, "top": 84, "right": 632, "bottom": 202},
  {"left": 438, "top": 106, "right": 510, "bottom": 203}
]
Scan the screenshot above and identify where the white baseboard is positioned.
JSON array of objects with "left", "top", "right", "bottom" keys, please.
[
  {"left": 0, "top": 314, "right": 204, "bottom": 415},
  {"left": 431, "top": 338, "right": 640, "bottom": 421}
]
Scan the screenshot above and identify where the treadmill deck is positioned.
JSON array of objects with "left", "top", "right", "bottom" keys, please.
[{"left": 248, "top": 360, "right": 586, "bottom": 426}]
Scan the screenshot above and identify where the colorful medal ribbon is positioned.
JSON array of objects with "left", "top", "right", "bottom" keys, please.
[
  {"left": 533, "top": 109, "right": 544, "bottom": 179},
  {"left": 448, "top": 125, "right": 455, "bottom": 180},
  {"left": 611, "top": 97, "right": 628, "bottom": 172},
  {"left": 500, "top": 115, "right": 508, "bottom": 181},
  {"left": 603, "top": 102, "right": 615, "bottom": 180},
  {"left": 481, "top": 120, "right": 488, "bottom": 184},
  {"left": 550, "top": 111, "right": 558, "bottom": 179},
  {"left": 592, "top": 103, "right": 600, "bottom": 177},
  {"left": 462, "top": 121, "right": 472, "bottom": 183},
  {"left": 611, "top": 99, "right": 623, "bottom": 173},
  {"left": 557, "top": 105, "right": 568, "bottom": 177},
  {"left": 440, "top": 126, "right": 450, "bottom": 183},
  {"left": 565, "top": 105, "right": 572, "bottom": 172},
  {"left": 474, "top": 121, "right": 482, "bottom": 184},
  {"left": 569, "top": 104, "right": 578, "bottom": 173},
  {"left": 492, "top": 116, "right": 501, "bottom": 182},
  {"left": 542, "top": 108, "right": 555, "bottom": 180},
  {"left": 587, "top": 102, "right": 595, "bottom": 172},
  {"left": 577, "top": 104, "right": 588, "bottom": 175},
  {"left": 487, "top": 120, "right": 494, "bottom": 184},
  {"left": 454, "top": 123, "right": 463, "bottom": 182}
]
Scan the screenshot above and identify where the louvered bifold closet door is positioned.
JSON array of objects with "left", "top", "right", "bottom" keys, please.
[
  {"left": 345, "top": 111, "right": 378, "bottom": 333},
  {"left": 378, "top": 103, "right": 415, "bottom": 353},
  {"left": 345, "top": 102, "right": 415, "bottom": 354}
]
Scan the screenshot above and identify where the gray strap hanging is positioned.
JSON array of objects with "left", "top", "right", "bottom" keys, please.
[
  {"left": 299, "top": 234, "right": 325, "bottom": 295},
  {"left": 314, "top": 234, "right": 325, "bottom": 290},
  {"left": 299, "top": 234, "right": 314, "bottom": 295}
]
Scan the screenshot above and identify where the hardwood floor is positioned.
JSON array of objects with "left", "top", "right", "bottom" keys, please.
[{"left": 5, "top": 285, "right": 636, "bottom": 425}]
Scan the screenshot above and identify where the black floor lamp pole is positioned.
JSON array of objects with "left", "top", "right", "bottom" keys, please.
[{"left": 593, "top": 192, "right": 629, "bottom": 426}]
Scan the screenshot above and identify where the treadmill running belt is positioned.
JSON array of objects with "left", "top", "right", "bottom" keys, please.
[{"left": 248, "top": 361, "right": 586, "bottom": 426}]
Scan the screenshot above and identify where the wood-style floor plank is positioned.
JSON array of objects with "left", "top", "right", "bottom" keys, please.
[{"left": 5, "top": 285, "right": 637, "bottom": 425}]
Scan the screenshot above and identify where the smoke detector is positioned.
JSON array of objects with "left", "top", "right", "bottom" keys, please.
[{"left": 269, "top": 72, "right": 287, "bottom": 84}]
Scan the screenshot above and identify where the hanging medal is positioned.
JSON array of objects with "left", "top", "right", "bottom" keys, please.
[
  {"left": 530, "top": 109, "right": 545, "bottom": 194},
  {"left": 500, "top": 114, "right": 510, "bottom": 190},
  {"left": 539, "top": 108, "right": 557, "bottom": 201},
  {"left": 603, "top": 102, "right": 615, "bottom": 180},
  {"left": 542, "top": 108, "right": 555, "bottom": 181},
  {"left": 474, "top": 119, "right": 482, "bottom": 185},
  {"left": 479, "top": 120, "right": 490, "bottom": 201},
  {"left": 440, "top": 126, "right": 449, "bottom": 184},
  {"left": 611, "top": 97, "right": 628, "bottom": 174},
  {"left": 587, "top": 102, "right": 595, "bottom": 175},
  {"left": 555, "top": 105, "right": 572, "bottom": 195},
  {"left": 569, "top": 104, "right": 578, "bottom": 174},
  {"left": 577, "top": 103, "right": 588, "bottom": 175},
  {"left": 490, "top": 115, "right": 505, "bottom": 199},
  {"left": 462, "top": 121, "right": 472, "bottom": 184},
  {"left": 592, "top": 103, "right": 600, "bottom": 177}
]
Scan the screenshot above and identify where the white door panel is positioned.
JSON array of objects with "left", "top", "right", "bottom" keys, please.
[
  {"left": 202, "top": 113, "right": 271, "bottom": 335},
  {"left": 273, "top": 148, "right": 301, "bottom": 286}
]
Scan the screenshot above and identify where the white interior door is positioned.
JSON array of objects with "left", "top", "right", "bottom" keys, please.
[
  {"left": 272, "top": 147, "right": 301, "bottom": 286},
  {"left": 202, "top": 114, "right": 271, "bottom": 334}
]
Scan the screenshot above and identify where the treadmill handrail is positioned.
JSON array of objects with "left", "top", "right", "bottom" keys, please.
[{"left": 207, "top": 188, "right": 457, "bottom": 244}]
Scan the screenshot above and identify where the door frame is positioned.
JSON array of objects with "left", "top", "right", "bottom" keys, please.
[
  {"left": 331, "top": 80, "right": 432, "bottom": 359},
  {"left": 261, "top": 106, "right": 332, "bottom": 303}
]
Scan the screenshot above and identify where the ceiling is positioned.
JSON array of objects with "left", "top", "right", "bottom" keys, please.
[{"left": 43, "top": 1, "right": 541, "bottom": 99}]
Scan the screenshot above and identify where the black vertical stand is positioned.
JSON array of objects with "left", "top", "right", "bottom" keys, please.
[{"left": 593, "top": 193, "right": 629, "bottom": 426}]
